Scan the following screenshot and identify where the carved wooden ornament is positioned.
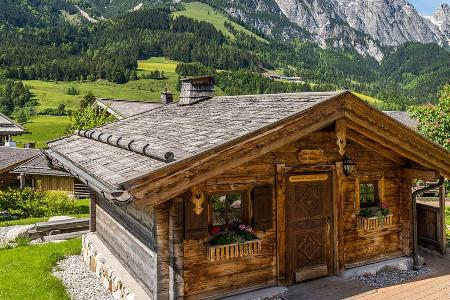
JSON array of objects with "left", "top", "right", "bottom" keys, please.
[
  {"left": 298, "top": 149, "right": 326, "bottom": 164},
  {"left": 336, "top": 119, "right": 347, "bottom": 156},
  {"left": 190, "top": 186, "right": 206, "bottom": 215}
]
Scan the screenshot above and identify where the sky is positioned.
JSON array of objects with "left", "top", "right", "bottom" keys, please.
[{"left": 410, "top": 0, "right": 449, "bottom": 15}]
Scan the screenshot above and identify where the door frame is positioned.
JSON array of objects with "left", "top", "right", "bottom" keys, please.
[{"left": 276, "top": 164, "right": 340, "bottom": 285}]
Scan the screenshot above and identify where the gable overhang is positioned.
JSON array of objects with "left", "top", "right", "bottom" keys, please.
[
  {"left": 124, "top": 91, "right": 450, "bottom": 209},
  {"left": 344, "top": 93, "right": 450, "bottom": 178}
]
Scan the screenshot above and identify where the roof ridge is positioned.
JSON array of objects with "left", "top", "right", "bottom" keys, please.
[{"left": 76, "top": 129, "right": 175, "bottom": 163}]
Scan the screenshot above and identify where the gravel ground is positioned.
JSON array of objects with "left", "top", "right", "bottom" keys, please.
[
  {"left": 356, "top": 266, "right": 429, "bottom": 288},
  {"left": 53, "top": 255, "right": 114, "bottom": 300}
]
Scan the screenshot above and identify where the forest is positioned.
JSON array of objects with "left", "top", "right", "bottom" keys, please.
[{"left": 1, "top": 3, "right": 450, "bottom": 116}]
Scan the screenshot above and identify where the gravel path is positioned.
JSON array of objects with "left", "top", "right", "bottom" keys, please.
[
  {"left": 356, "top": 266, "right": 429, "bottom": 288},
  {"left": 53, "top": 255, "right": 114, "bottom": 300}
]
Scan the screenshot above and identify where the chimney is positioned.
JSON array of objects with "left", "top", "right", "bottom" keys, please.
[
  {"left": 160, "top": 88, "right": 174, "bottom": 105},
  {"left": 179, "top": 76, "right": 215, "bottom": 105},
  {"left": 24, "top": 142, "right": 35, "bottom": 149}
]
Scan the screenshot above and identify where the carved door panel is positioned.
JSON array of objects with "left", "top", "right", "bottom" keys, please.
[{"left": 286, "top": 173, "right": 333, "bottom": 283}]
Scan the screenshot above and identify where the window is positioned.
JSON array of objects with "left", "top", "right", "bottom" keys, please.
[
  {"left": 210, "top": 192, "right": 243, "bottom": 232},
  {"left": 359, "top": 181, "right": 379, "bottom": 208}
]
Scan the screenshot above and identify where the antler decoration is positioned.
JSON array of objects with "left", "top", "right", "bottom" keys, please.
[
  {"left": 336, "top": 119, "right": 347, "bottom": 156},
  {"left": 190, "top": 186, "right": 205, "bottom": 215}
]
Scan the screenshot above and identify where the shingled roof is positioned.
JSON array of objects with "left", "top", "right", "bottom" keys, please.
[
  {"left": 48, "top": 91, "right": 342, "bottom": 189},
  {"left": 383, "top": 111, "right": 419, "bottom": 129},
  {"left": 11, "top": 153, "right": 71, "bottom": 177},
  {"left": 0, "top": 147, "right": 40, "bottom": 173},
  {"left": 0, "top": 113, "right": 25, "bottom": 136},
  {"left": 95, "top": 98, "right": 163, "bottom": 119}
]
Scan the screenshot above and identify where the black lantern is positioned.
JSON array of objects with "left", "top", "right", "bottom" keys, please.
[{"left": 343, "top": 155, "right": 355, "bottom": 176}]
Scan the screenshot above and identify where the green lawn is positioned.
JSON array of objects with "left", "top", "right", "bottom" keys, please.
[
  {"left": 173, "top": 2, "right": 267, "bottom": 42},
  {"left": 0, "top": 238, "right": 81, "bottom": 300},
  {"left": 15, "top": 115, "right": 70, "bottom": 148}
]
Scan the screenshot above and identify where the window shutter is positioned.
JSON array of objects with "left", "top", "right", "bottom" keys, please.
[
  {"left": 184, "top": 195, "right": 209, "bottom": 240},
  {"left": 252, "top": 185, "right": 273, "bottom": 231}
]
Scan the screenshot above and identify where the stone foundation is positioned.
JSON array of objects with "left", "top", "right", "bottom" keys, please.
[{"left": 82, "top": 233, "right": 151, "bottom": 300}]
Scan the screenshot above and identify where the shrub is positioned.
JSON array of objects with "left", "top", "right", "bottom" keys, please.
[
  {"left": 67, "top": 87, "right": 80, "bottom": 95},
  {"left": 0, "top": 188, "right": 79, "bottom": 219}
]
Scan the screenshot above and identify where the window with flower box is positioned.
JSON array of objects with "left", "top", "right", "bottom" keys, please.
[
  {"left": 210, "top": 192, "right": 243, "bottom": 232},
  {"left": 357, "top": 178, "right": 392, "bottom": 230}
]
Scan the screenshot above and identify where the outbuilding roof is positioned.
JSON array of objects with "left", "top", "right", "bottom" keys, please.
[
  {"left": 94, "top": 98, "right": 163, "bottom": 119},
  {"left": 0, "top": 113, "right": 25, "bottom": 136},
  {"left": 11, "top": 153, "right": 71, "bottom": 177},
  {"left": 383, "top": 111, "right": 419, "bottom": 129},
  {"left": 0, "top": 147, "right": 40, "bottom": 173}
]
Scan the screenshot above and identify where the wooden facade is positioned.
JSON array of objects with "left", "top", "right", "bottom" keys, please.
[{"left": 48, "top": 91, "right": 450, "bottom": 299}]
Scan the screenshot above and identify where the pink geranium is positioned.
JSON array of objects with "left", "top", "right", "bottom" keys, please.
[
  {"left": 382, "top": 202, "right": 389, "bottom": 209},
  {"left": 211, "top": 226, "right": 221, "bottom": 234}
]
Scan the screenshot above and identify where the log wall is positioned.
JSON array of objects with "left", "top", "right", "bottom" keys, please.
[{"left": 95, "top": 194, "right": 157, "bottom": 298}]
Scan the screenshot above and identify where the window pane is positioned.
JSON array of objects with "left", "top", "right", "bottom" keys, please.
[
  {"left": 210, "top": 194, "right": 227, "bottom": 227},
  {"left": 361, "top": 184, "right": 366, "bottom": 193},
  {"left": 227, "top": 194, "right": 242, "bottom": 229},
  {"left": 210, "top": 193, "right": 243, "bottom": 229},
  {"left": 367, "top": 184, "right": 374, "bottom": 193}
]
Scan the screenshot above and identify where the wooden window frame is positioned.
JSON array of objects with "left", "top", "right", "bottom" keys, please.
[
  {"left": 359, "top": 181, "right": 379, "bottom": 208},
  {"left": 208, "top": 190, "right": 249, "bottom": 233}
]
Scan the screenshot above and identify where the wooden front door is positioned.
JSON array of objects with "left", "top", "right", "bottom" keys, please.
[{"left": 286, "top": 173, "right": 333, "bottom": 283}]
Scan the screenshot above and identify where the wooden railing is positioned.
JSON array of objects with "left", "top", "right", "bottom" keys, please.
[
  {"left": 356, "top": 214, "right": 393, "bottom": 230},
  {"left": 207, "top": 239, "right": 262, "bottom": 262}
]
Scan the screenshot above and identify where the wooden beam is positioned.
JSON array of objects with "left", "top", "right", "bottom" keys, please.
[
  {"left": 347, "top": 129, "right": 406, "bottom": 165},
  {"left": 401, "top": 168, "right": 439, "bottom": 181},
  {"left": 439, "top": 185, "right": 446, "bottom": 255},
  {"left": 276, "top": 164, "right": 286, "bottom": 285},
  {"left": 335, "top": 119, "right": 347, "bottom": 156}
]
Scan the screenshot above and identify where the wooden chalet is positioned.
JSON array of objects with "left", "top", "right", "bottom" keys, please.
[
  {"left": 0, "top": 112, "right": 25, "bottom": 146},
  {"left": 0, "top": 147, "right": 40, "bottom": 188},
  {"left": 46, "top": 78, "right": 450, "bottom": 300},
  {"left": 11, "top": 153, "right": 89, "bottom": 198}
]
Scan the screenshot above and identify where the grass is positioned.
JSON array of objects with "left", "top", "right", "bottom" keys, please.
[
  {"left": 24, "top": 57, "right": 181, "bottom": 113},
  {"left": 0, "top": 238, "right": 81, "bottom": 300},
  {"left": 0, "top": 198, "right": 90, "bottom": 227},
  {"left": 15, "top": 115, "right": 70, "bottom": 148},
  {"left": 173, "top": 2, "right": 267, "bottom": 43}
]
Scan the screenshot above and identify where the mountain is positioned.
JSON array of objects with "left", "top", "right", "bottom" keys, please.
[{"left": 205, "top": 0, "right": 450, "bottom": 60}]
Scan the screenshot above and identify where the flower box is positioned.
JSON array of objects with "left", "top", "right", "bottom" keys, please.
[
  {"left": 357, "top": 214, "right": 393, "bottom": 230},
  {"left": 207, "top": 238, "right": 262, "bottom": 261}
]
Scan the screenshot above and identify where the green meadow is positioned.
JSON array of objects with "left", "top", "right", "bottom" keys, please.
[
  {"left": 15, "top": 115, "right": 69, "bottom": 148},
  {"left": 173, "top": 2, "right": 267, "bottom": 42}
]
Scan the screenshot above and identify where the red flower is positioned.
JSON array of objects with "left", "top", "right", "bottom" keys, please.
[
  {"left": 211, "top": 226, "right": 221, "bottom": 234},
  {"left": 382, "top": 202, "right": 389, "bottom": 209}
]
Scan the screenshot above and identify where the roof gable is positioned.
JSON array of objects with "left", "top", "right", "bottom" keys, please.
[{"left": 0, "top": 147, "right": 40, "bottom": 173}]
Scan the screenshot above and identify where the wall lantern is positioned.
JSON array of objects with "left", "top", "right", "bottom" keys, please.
[{"left": 343, "top": 155, "right": 355, "bottom": 176}]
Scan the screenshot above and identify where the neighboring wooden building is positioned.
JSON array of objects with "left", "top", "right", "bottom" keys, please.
[
  {"left": 0, "top": 112, "right": 25, "bottom": 146},
  {"left": 0, "top": 147, "right": 40, "bottom": 188},
  {"left": 11, "top": 153, "right": 89, "bottom": 198},
  {"left": 46, "top": 78, "right": 450, "bottom": 300}
]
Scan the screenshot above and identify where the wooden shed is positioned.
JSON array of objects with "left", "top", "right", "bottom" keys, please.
[
  {"left": 0, "top": 112, "right": 25, "bottom": 146},
  {"left": 11, "top": 153, "right": 89, "bottom": 198},
  {"left": 0, "top": 146, "right": 40, "bottom": 188},
  {"left": 46, "top": 82, "right": 450, "bottom": 300}
]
